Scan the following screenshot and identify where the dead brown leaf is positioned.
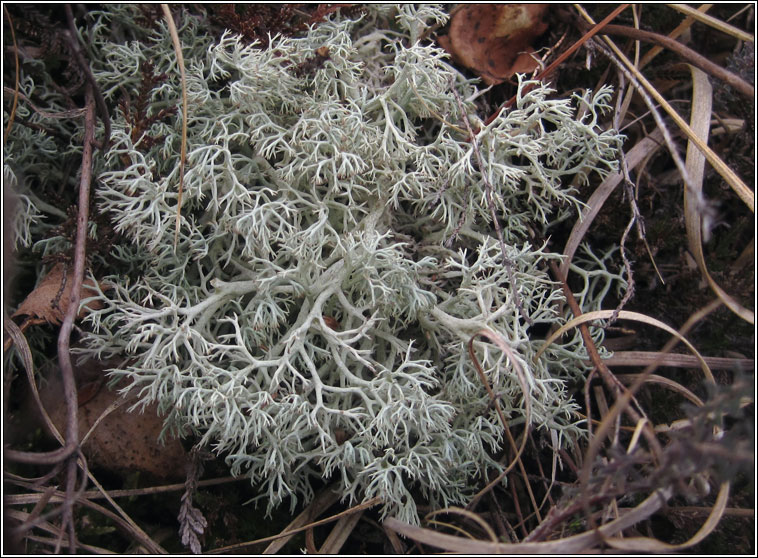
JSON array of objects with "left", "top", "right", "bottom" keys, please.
[
  {"left": 12, "top": 262, "right": 104, "bottom": 324},
  {"left": 71, "top": 385, "right": 188, "bottom": 480},
  {"left": 438, "top": 4, "right": 549, "bottom": 85},
  {"left": 39, "top": 359, "right": 188, "bottom": 480}
]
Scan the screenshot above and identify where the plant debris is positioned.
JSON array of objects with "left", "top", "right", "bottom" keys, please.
[
  {"left": 12, "top": 262, "right": 104, "bottom": 325},
  {"left": 438, "top": 4, "right": 549, "bottom": 85}
]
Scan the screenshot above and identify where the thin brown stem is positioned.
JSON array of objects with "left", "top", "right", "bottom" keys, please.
[
  {"left": 465, "top": 330, "right": 537, "bottom": 520},
  {"left": 3, "top": 82, "right": 98, "bottom": 553},
  {"left": 599, "top": 23, "right": 754, "bottom": 98},
  {"left": 64, "top": 5, "right": 111, "bottom": 148},
  {"left": 547, "top": 259, "right": 665, "bottom": 531},
  {"left": 451, "top": 88, "right": 532, "bottom": 325},
  {"left": 60, "top": 81, "right": 97, "bottom": 552}
]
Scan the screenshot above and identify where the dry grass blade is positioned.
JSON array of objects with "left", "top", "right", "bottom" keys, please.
[
  {"left": 4, "top": 314, "right": 68, "bottom": 448},
  {"left": 79, "top": 396, "right": 130, "bottom": 446},
  {"left": 382, "top": 522, "right": 406, "bottom": 553},
  {"left": 625, "top": 416, "right": 648, "bottom": 455},
  {"left": 83, "top": 469, "right": 166, "bottom": 554},
  {"left": 575, "top": 5, "right": 754, "bottom": 213},
  {"left": 77, "top": 495, "right": 168, "bottom": 554},
  {"left": 314, "top": 510, "right": 364, "bottom": 554},
  {"left": 161, "top": 4, "right": 188, "bottom": 251},
  {"left": 11, "top": 485, "right": 58, "bottom": 539},
  {"left": 667, "top": 3, "right": 755, "bottom": 43},
  {"left": 423, "top": 519, "right": 477, "bottom": 539},
  {"left": 653, "top": 298, "right": 724, "bottom": 379},
  {"left": 23, "top": 534, "right": 112, "bottom": 555},
  {"left": 3, "top": 317, "right": 35, "bottom": 403},
  {"left": 684, "top": 65, "right": 754, "bottom": 323},
  {"left": 559, "top": 128, "right": 664, "bottom": 280},
  {"left": 618, "top": 373, "right": 704, "bottom": 407},
  {"left": 207, "top": 488, "right": 380, "bottom": 554},
  {"left": 385, "top": 486, "right": 675, "bottom": 553},
  {"left": 262, "top": 486, "right": 342, "bottom": 554},
  {"left": 601, "top": 24, "right": 754, "bottom": 98},
  {"left": 610, "top": 5, "right": 640, "bottom": 132},
  {"left": 733, "top": 237, "right": 754, "bottom": 272},
  {"left": 669, "top": 505, "right": 754, "bottom": 518},
  {"left": 6, "top": 508, "right": 70, "bottom": 549},
  {"left": 536, "top": 309, "right": 715, "bottom": 383},
  {"left": 425, "top": 507, "right": 498, "bottom": 543},
  {"left": 605, "top": 482, "right": 730, "bottom": 551},
  {"left": 6, "top": 490, "right": 167, "bottom": 554},
  {"left": 6, "top": 476, "right": 245, "bottom": 505},
  {"left": 604, "top": 351, "right": 753, "bottom": 371},
  {"left": 639, "top": 4, "right": 713, "bottom": 69}
]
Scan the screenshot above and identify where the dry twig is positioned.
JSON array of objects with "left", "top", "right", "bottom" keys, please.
[{"left": 451, "top": 88, "right": 532, "bottom": 325}]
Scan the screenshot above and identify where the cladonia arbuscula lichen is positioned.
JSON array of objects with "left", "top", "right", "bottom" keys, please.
[{"left": 5, "top": 5, "right": 627, "bottom": 524}]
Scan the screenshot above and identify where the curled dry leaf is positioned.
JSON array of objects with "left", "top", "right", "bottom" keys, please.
[
  {"left": 438, "top": 4, "right": 549, "bottom": 85},
  {"left": 12, "top": 262, "right": 105, "bottom": 324}
]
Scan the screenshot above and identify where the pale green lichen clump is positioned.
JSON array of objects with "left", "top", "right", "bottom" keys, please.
[{"left": 8, "top": 6, "right": 626, "bottom": 524}]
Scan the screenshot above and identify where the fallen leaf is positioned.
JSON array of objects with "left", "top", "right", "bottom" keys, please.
[
  {"left": 438, "top": 4, "right": 549, "bottom": 85},
  {"left": 13, "top": 262, "right": 104, "bottom": 324},
  {"left": 71, "top": 386, "right": 188, "bottom": 480},
  {"left": 39, "top": 359, "right": 188, "bottom": 480}
]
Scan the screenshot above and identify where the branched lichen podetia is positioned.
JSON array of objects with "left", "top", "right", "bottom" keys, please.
[{"left": 5, "top": 5, "right": 626, "bottom": 524}]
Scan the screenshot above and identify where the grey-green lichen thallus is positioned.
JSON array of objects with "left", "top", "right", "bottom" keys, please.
[{"left": 5, "top": 5, "right": 627, "bottom": 524}]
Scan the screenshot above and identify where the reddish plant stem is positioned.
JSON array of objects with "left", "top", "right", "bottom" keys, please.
[{"left": 549, "top": 260, "right": 662, "bottom": 449}]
